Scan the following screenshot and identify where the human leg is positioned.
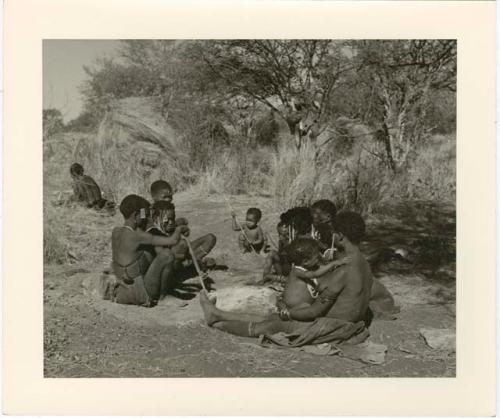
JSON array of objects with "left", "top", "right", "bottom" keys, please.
[
  {"left": 238, "top": 233, "right": 249, "bottom": 253},
  {"left": 199, "top": 291, "right": 289, "bottom": 337},
  {"left": 190, "top": 234, "right": 217, "bottom": 260},
  {"left": 199, "top": 291, "right": 272, "bottom": 325},
  {"left": 143, "top": 250, "right": 176, "bottom": 301}
]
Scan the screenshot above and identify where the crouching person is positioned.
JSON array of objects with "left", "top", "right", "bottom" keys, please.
[{"left": 110, "top": 194, "right": 182, "bottom": 307}]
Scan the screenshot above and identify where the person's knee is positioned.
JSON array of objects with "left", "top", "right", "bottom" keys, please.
[{"left": 207, "top": 233, "right": 216, "bottom": 247}]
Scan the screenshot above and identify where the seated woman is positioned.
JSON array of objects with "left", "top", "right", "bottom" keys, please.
[{"left": 313, "top": 210, "right": 400, "bottom": 320}]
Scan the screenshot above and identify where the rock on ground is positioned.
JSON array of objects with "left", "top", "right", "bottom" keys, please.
[{"left": 419, "top": 328, "right": 455, "bottom": 351}]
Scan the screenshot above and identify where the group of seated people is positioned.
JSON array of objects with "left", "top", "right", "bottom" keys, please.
[
  {"left": 107, "top": 179, "right": 217, "bottom": 307},
  {"left": 201, "top": 201, "right": 387, "bottom": 344},
  {"left": 72, "top": 161, "right": 396, "bottom": 345}
]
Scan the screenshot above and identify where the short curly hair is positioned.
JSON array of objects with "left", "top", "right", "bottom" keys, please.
[
  {"left": 280, "top": 206, "right": 312, "bottom": 236},
  {"left": 69, "top": 163, "right": 84, "bottom": 176},
  {"left": 333, "top": 211, "right": 366, "bottom": 244},
  {"left": 119, "top": 194, "right": 150, "bottom": 219},
  {"left": 150, "top": 180, "right": 173, "bottom": 196},
  {"left": 247, "top": 207, "right": 262, "bottom": 222},
  {"left": 286, "top": 237, "right": 320, "bottom": 266},
  {"left": 311, "top": 199, "right": 337, "bottom": 219}
]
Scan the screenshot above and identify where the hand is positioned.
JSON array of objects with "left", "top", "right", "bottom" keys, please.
[
  {"left": 172, "top": 227, "right": 183, "bottom": 239},
  {"left": 179, "top": 225, "right": 190, "bottom": 237},
  {"left": 176, "top": 217, "right": 189, "bottom": 226},
  {"left": 333, "top": 256, "right": 351, "bottom": 268}
]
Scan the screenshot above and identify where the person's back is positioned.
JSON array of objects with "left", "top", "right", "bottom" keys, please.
[
  {"left": 283, "top": 271, "right": 315, "bottom": 309},
  {"left": 81, "top": 174, "right": 102, "bottom": 206},
  {"left": 112, "top": 226, "right": 145, "bottom": 268}
]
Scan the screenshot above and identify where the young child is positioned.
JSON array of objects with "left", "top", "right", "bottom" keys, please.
[
  {"left": 150, "top": 179, "right": 189, "bottom": 227},
  {"left": 282, "top": 238, "right": 349, "bottom": 308},
  {"left": 70, "top": 163, "right": 115, "bottom": 213},
  {"left": 149, "top": 200, "right": 216, "bottom": 271},
  {"left": 231, "top": 207, "right": 267, "bottom": 254},
  {"left": 111, "top": 194, "right": 183, "bottom": 307}
]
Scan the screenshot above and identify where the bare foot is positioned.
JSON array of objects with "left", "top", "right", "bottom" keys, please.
[{"left": 199, "top": 291, "right": 220, "bottom": 326}]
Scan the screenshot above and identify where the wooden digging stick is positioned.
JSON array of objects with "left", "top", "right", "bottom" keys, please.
[{"left": 183, "top": 237, "right": 208, "bottom": 292}]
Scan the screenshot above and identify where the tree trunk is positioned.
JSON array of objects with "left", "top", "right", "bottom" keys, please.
[{"left": 381, "top": 122, "right": 396, "bottom": 172}]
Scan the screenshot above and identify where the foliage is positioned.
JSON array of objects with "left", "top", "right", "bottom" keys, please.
[{"left": 64, "top": 40, "right": 456, "bottom": 212}]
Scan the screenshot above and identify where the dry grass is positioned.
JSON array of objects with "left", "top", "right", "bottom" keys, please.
[
  {"left": 190, "top": 144, "right": 274, "bottom": 196},
  {"left": 73, "top": 97, "right": 188, "bottom": 202}
]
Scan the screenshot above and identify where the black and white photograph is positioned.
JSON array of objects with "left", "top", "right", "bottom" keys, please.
[{"left": 43, "top": 39, "right": 457, "bottom": 378}]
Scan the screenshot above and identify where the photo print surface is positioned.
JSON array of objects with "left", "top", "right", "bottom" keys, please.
[{"left": 43, "top": 39, "right": 456, "bottom": 377}]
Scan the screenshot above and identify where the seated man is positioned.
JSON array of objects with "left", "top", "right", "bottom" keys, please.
[
  {"left": 200, "top": 212, "right": 373, "bottom": 345},
  {"left": 70, "top": 163, "right": 114, "bottom": 212},
  {"left": 110, "top": 195, "right": 183, "bottom": 306},
  {"left": 148, "top": 200, "right": 216, "bottom": 272}
]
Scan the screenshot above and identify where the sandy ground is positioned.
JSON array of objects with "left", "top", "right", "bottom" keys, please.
[{"left": 44, "top": 192, "right": 456, "bottom": 377}]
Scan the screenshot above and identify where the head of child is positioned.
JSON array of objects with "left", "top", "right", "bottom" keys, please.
[
  {"left": 245, "top": 207, "right": 262, "bottom": 229},
  {"left": 332, "top": 211, "right": 365, "bottom": 249},
  {"left": 119, "top": 194, "right": 151, "bottom": 230},
  {"left": 152, "top": 201, "right": 176, "bottom": 234},
  {"left": 150, "top": 180, "right": 173, "bottom": 203},
  {"left": 287, "top": 238, "right": 322, "bottom": 271},
  {"left": 70, "top": 163, "right": 84, "bottom": 180},
  {"left": 311, "top": 199, "right": 337, "bottom": 228}
]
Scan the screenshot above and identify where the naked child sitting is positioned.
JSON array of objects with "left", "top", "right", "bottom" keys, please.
[{"left": 231, "top": 207, "right": 267, "bottom": 254}]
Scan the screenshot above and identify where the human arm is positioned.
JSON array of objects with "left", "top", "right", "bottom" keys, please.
[
  {"left": 134, "top": 228, "right": 182, "bottom": 248},
  {"left": 284, "top": 274, "right": 346, "bottom": 321},
  {"left": 294, "top": 257, "right": 351, "bottom": 279},
  {"left": 231, "top": 211, "right": 241, "bottom": 231}
]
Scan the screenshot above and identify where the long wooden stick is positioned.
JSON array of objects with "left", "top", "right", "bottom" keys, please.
[
  {"left": 221, "top": 195, "right": 259, "bottom": 255},
  {"left": 183, "top": 237, "right": 207, "bottom": 292}
]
